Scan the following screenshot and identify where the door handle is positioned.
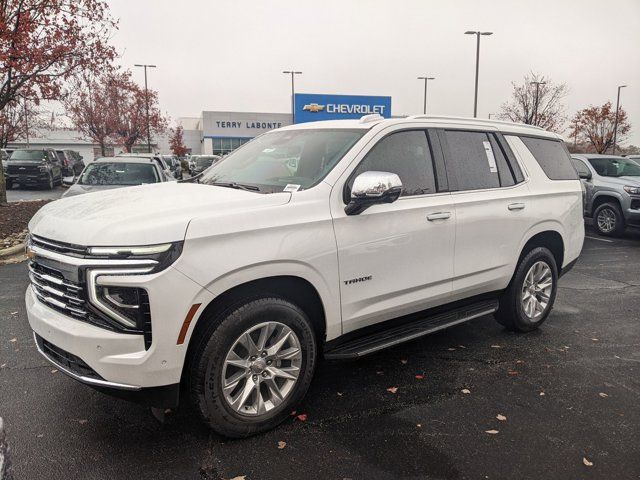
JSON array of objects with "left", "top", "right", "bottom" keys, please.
[
  {"left": 427, "top": 212, "right": 452, "bottom": 221},
  {"left": 508, "top": 203, "right": 525, "bottom": 211}
]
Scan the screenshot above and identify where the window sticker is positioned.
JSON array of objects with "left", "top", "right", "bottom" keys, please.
[
  {"left": 283, "top": 184, "right": 301, "bottom": 192},
  {"left": 483, "top": 141, "right": 498, "bottom": 173}
]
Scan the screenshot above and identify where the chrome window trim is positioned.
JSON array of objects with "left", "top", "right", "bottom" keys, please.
[{"left": 33, "top": 333, "right": 141, "bottom": 391}]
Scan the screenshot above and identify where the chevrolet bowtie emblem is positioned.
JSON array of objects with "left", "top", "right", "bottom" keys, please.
[{"left": 302, "top": 103, "right": 325, "bottom": 112}]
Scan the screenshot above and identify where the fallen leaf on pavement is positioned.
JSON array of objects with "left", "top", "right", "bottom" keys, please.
[
  {"left": 0, "top": 364, "right": 6, "bottom": 368},
  {"left": 591, "top": 338, "right": 598, "bottom": 342},
  {"left": 376, "top": 370, "right": 384, "bottom": 375},
  {"left": 9, "top": 338, "right": 16, "bottom": 343},
  {"left": 485, "top": 430, "right": 499, "bottom": 435},
  {"left": 337, "top": 392, "right": 343, "bottom": 396},
  {"left": 491, "top": 345, "right": 501, "bottom": 349},
  {"left": 447, "top": 347, "right": 456, "bottom": 351},
  {"left": 515, "top": 360, "right": 525, "bottom": 364},
  {"left": 583, "top": 457, "right": 593, "bottom": 467},
  {"left": 10, "top": 311, "right": 18, "bottom": 315},
  {"left": 296, "top": 414, "right": 307, "bottom": 422},
  {"left": 277, "top": 441, "right": 286, "bottom": 449},
  {"left": 507, "top": 369, "right": 518, "bottom": 376},
  {"left": 50, "top": 369, "right": 58, "bottom": 374},
  {"left": 36, "top": 433, "right": 43, "bottom": 438},
  {"left": 290, "top": 410, "right": 297, "bottom": 416},
  {"left": 457, "top": 345, "right": 466, "bottom": 349},
  {"left": 461, "top": 388, "right": 471, "bottom": 394},
  {"left": 78, "top": 419, "right": 88, "bottom": 424},
  {"left": 387, "top": 386, "right": 398, "bottom": 394},
  {"left": 496, "top": 414, "right": 507, "bottom": 421},
  {"left": 416, "top": 423, "right": 422, "bottom": 428},
  {"left": 599, "top": 392, "right": 609, "bottom": 398},
  {"left": 415, "top": 374, "right": 425, "bottom": 380},
  {"left": 539, "top": 392, "right": 546, "bottom": 396},
  {"left": 400, "top": 359, "right": 408, "bottom": 364},
  {"left": 230, "top": 476, "right": 246, "bottom": 480}
]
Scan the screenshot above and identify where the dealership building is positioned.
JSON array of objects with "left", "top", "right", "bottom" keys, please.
[{"left": 185, "top": 93, "right": 392, "bottom": 156}]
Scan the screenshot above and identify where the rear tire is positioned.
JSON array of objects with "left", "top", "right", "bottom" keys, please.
[
  {"left": 44, "top": 174, "right": 54, "bottom": 190},
  {"left": 495, "top": 247, "right": 558, "bottom": 332},
  {"left": 593, "top": 202, "right": 625, "bottom": 237},
  {"left": 188, "top": 297, "right": 317, "bottom": 438}
]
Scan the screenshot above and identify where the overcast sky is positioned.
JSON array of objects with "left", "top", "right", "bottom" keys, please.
[{"left": 107, "top": 0, "right": 640, "bottom": 145}]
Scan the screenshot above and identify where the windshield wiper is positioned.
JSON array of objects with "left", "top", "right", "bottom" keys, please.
[{"left": 211, "top": 181, "right": 260, "bottom": 192}]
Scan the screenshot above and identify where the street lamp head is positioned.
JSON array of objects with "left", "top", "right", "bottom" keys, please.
[
  {"left": 619, "top": 85, "right": 627, "bottom": 89},
  {"left": 480, "top": 31, "right": 493, "bottom": 36},
  {"left": 464, "top": 30, "right": 476, "bottom": 35}
]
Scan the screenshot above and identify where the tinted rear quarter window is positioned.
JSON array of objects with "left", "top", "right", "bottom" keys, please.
[
  {"left": 520, "top": 136, "right": 577, "bottom": 180},
  {"left": 443, "top": 130, "right": 502, "bottom": 191}
]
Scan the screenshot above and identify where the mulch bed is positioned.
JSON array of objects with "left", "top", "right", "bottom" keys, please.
[{"left": 0, "top": 200, "right": 50, "bottom": 248}]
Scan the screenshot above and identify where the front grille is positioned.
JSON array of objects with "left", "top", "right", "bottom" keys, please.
[
  {"left": 31, "top": 235, "right": 88, "bottom": 257},
  {"left": 35, "top": 334, "right": 102, "bottom": 380},
  {"left": 7, "top": 164, "right": 41, "bottom": 175},
  {"left": 28, "top": 261, "right": 87, "bottom": 319}
]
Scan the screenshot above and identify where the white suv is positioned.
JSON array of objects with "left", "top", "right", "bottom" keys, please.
[{"left": 25, "top": 115, "right": 584, "bottom": 437}]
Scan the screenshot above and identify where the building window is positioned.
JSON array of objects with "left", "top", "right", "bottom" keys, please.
[{"left": 211, "top": 137, "right": 251, "bottom": 156}]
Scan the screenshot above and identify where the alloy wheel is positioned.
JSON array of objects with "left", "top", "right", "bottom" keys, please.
[
  {"left": 221, "top": 321, "right": 302, "bottom": 416},
  {"left": 597, "top": 208, "right": 617, "bottom": 233},
  {"left": 520, "top": 261, "right": 553, "bottom": 320}
]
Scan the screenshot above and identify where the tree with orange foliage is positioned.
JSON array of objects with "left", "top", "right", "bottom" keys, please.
[
  {"left": 568, "top": 102, "right": 631, "bottom": 154},
  {"left": 169, "top": 125, "right": 188, "bottom": 156}
]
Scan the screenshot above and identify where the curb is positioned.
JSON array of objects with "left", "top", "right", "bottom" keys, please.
[{"left": 0, "top": 243, "right": 25, "bottom": 259}]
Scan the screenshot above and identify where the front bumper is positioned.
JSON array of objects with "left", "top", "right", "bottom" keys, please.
[
  {"left": 6, "top": 173, "right": 49, "bottom": 185},
  {"left": 26, "top": 261, "right": 214, "bottom": 399}
]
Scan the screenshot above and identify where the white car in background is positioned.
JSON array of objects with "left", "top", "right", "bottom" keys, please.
[{"left": 26, "top": 114, "right": 584, "bottom": 438}]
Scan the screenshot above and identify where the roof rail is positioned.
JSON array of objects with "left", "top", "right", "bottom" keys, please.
[
  {"left": 359, "top": 114, "right": 384, "bottom": 124},
  {"left": 407, "top": 114, "right": 545, "bottom": 131}
]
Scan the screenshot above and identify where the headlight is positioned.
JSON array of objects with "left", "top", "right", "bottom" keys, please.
[
  {"left": 623, "top": 185, "right": 640, "bottom": 195},
  {"left": 39, "top": 165, "right": 49, "bottom": 172},
  {"left": 86, "top": 241, "right": 183, "bottom": 273}
]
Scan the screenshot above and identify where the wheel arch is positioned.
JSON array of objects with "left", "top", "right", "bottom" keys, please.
[
  {"left": 591, "top": 192, "right": 623, "bottom": 216},
  {"left": 182, "top": 274, "right": 329, "bottom": 385},
  {"left": 516, "top": 226, "right": 565, "bottom": 273}
]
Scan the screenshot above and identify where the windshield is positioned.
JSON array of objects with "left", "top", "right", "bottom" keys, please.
[
  {"left": 9, "top": 150, "right": 47, "bottom": 162},
  {"left": 199, "top": 129, "right": 365, "bottom": 193},
  {"left": 79, "top": 162, "right": 160, "bottom": 186},
  {"left": 588, "top": 157, "right": 640, "bottom": 177}
]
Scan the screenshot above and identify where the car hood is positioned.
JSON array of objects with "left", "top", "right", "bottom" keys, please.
[
  {"left": 62, "top": 183, "right": 125, "bottom": 198},
  {"left": 599, "top": 176, "right": 640, "bottom": 187},
  {"left": 29, "top": 182, "right": 291, "bottom": 246}
]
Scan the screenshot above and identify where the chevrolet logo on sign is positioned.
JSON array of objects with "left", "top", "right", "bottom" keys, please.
[{"left": 302, "top": 103, "right": 325, "bottom": 112}]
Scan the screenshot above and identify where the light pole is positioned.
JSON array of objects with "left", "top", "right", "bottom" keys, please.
[
  {"left": 134, "top": 64, "right": 157, "bottom": 153},
  {"left": 464, "top": 30, "right": 493, "bottom": 118},
  {"left": 21, "top": 95, "right": 30, "bottom": 148},
  {"left": 530, "top": 81, "right": 546, "bottom": 126},
  {"left": 488, "top": 113, "right": 494, "bottom": 119},
  {"left": 282, "top": 70, "right": 302, "bottom": 124},
  {"left": 417, "top": 76, "right": 435, "bottom": 114},
  {"left": 612, "top": 84, "right": 627, "bottom": 155}
]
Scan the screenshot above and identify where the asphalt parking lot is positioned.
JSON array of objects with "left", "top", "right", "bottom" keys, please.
[{"left": 1, "top": 227, "right": 639, "bottom": 480}]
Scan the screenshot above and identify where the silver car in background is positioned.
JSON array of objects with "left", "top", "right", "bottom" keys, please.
[
  {"left": 62, "top": 157, "right": 169, "bottom": 198},
  {"left": 571, "top": 154, "right": 640, "bottom": 236}
]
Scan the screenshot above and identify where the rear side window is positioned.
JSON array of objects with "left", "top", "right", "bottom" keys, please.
[
  {"left": 520, "top": 137, "right": 578, "bottom": 180},
  {"left": 443, "top": 130, "right": 502, "bottom": 191},
  {"left": 350, "top": 130, "right": 436, "bottom": 197},
  {"left": 571, "top": 158, "right": 590, "bottom": 177}
]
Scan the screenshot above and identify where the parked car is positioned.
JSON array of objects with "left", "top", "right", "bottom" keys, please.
[
  {"left": 62, "top": 157, "right": 169, "bottom": 198},
  {"left": 55, "top": 149, "right": 85, "bottom": 178},
  {"left": 117, "top": 153, "right": 175, "bottom": 181},
  {"left": 25, "top": 115, "right": 584, "bottom": 438},
  {"left": 189, "top": 155, "right": 220, "bottom": 176},
  {"left": 571, "top": 154, "right": 640, "bottom": 236},
  {"left": 162, "top": 155, "right": 183, "bottom": 180},
  {"left": 5, "top": 148, "right": 62, "bottom": 189}
]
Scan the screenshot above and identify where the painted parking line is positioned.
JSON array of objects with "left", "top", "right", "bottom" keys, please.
[{"left": 585, "top": 236, "right": 614, "bottom": 243}]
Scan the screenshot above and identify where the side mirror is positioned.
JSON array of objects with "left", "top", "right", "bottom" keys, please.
[
  {"left": 578, "top": 170, "right": 592, "bottom": 180},
  {"left": 345, "top": 171, "right": 402, "bottom": 215}
]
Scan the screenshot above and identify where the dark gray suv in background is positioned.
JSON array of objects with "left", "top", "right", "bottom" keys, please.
[{"left": 571, "top": 154, "right": 640, "bottom": 236}]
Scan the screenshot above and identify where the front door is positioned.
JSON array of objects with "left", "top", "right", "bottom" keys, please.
[{"left": 331, "top": 128, "right": 456, "bottom": 334}]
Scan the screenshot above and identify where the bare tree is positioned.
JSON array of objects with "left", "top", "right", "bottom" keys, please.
[
  {"left": 498, "top": 72, "right": 569, "bottom": 132},
  {"left": 568, "top": 101, "right": 631, "bottom": 154}
]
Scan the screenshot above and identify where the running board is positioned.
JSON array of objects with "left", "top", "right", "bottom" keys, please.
[{"left": 324, "top": 300, "right": 499, "bottom": 360}]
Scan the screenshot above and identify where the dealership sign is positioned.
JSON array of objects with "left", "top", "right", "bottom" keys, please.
[{"left": 294, "top": 93, "right": 392, "bottom": 123}]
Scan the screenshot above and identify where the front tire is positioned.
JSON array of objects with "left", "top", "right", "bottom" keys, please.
[
  {"left": 44, "top": 174, "right": 54, "bottom": 190},
  {"left": 593, "top": 202, "right": 625, "bottom": 237},
  {"left": 495, "top": 247, "right": 558, "bottom": 332},
  {"left": 188, "top": 297, "right": 317, "bottom": 438}
]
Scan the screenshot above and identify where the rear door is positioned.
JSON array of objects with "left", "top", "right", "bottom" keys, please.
[
  {"left": 331, "top": 127, "right": 456, "bottom": 333},
  {"left": 438, "top": 128, "right": 531, "bottom": 297}
]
